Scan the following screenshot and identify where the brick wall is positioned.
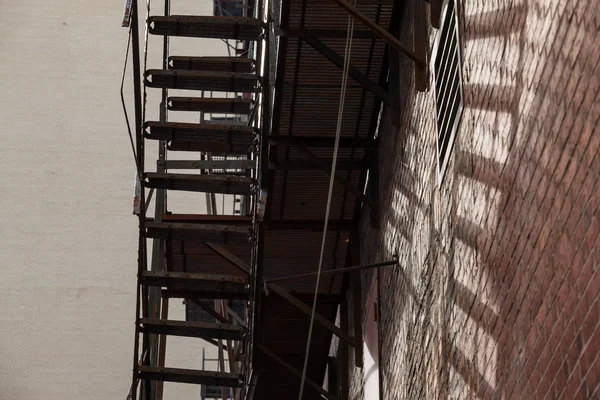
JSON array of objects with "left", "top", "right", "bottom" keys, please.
[{"left": 346, "top": 1, "right": 600, "bottom": 399}]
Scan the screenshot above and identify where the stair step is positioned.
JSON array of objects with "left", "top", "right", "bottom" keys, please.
[
  {"left": 144, "top": 221, "right": 251, "bottom": 243},
  {"left": 168, "top": 97, "right": 253, "bottom": 113},
  {"left": 168, "top": 140, "right": 251, "bottom": 154},
  {"left": 162, "top": 159, "right": 255, "bottom": 170},
  {"left": 137, "top": 366, "right": 244, "bottom": 387},
  {"left": 145, "top": 69, "right": 258, "bottom": 92},
  {"left": 140, "top": 271, "right": 249, "bottom": 299},
  {"left": 143, "top": 172, "right": 254, "bottom": 195},
  {"left": 144, "top": 121, "right": 255, "bottom": 153},
  {"left": 169, "top": 56, "right": 255, "bottom": 72},
  {"left": 139, "top": 318, "right": 245, "bottom": 340},
  {"left": 149, "top": 15, "right": 262, "bottom": 40}
]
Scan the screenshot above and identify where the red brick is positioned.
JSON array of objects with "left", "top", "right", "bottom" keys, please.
[{"left": 350, "top": 3, "right": 600, "bottom": 399}]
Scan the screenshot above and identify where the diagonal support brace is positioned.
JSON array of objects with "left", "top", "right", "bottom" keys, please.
[
  {"left": 267, "top": 283, "right": 356, "bottom": 346},
  {"left": 303, "top": 37, "right": 391, "bottom": 104},
  {"left": 329, "top": 0, "right": 425, "bottom": 66},
  {"left": 207, "top": 241, "right": 358, "bottom": 347},
  {"left": 259, "top": 344, "right": 339, "bottom": 400}
]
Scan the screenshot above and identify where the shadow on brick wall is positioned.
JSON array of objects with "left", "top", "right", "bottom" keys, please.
[{"left": 363, "top": 1, "right": 599, "bottom": 399}]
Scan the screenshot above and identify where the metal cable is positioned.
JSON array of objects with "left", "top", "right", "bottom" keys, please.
[
  {"left": 120, "top": 23, "right": 142, "bottom": 176},
  {"left": 297, "top": 3, "right": 356, "bottom": 399}
]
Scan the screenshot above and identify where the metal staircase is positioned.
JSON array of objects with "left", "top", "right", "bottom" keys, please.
[{"left": 125, "top": 0, "right": 267, "bottom": 398}]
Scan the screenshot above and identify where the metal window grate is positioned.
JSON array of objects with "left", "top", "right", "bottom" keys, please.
[{"left": 433, "top": 0, "right": 463, "bottom": 182}]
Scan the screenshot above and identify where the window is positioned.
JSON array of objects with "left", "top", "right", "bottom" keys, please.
[{"left": 433, "top": 0, "right": 463, "bottom": 182}]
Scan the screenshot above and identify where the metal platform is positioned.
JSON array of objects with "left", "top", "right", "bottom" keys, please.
[
  {"left": 148, "top": 15, "right": 262, "bottom": 40},
  {"left": 145, "top": 69, "right": 258, "bottom": 92}
]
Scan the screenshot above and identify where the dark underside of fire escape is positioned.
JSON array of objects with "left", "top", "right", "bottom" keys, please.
[{"left": 125, "top": 0, "right": 434, "bottom": 398}]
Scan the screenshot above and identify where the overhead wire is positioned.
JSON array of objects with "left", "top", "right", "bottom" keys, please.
[
  {"left": 120, "top": 22, "right": 142, "bottom": 176},
  {"left": 297, "top": 2, "right": 357, "bottom": 399}
]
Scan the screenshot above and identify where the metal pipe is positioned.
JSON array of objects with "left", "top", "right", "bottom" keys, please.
[
  {"left": 265, "top": 258, "right": 398, "bottom": 284},
  {"left": 130, "top": 0, "right": 144, "bottom": 398}
]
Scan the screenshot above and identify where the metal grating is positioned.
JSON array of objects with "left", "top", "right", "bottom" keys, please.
[{"left": 433, "top": 0, "right": 463, "bottom": 182}]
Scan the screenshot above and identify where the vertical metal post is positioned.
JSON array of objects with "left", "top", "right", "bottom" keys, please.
[
  {"left": 414, "top": 0, "right": 428, "bottom": 91},
  {"left": 147, "top": 1, "right": 171, "bottom": 398},
  {"left": 202, "top": 348, "right": 206, "bottom": 400},
  {"left": 156, "top": 294, "right": 169, "bottom": 400},
  {"left": 130, "top": 0, "right": 146, "bottom": 398},
  {"left": 388, "top": 46, "right": 401, "bottom": 127},
  {"left": 252, "top": 0, "right": 270, "bottom": 364},
  {"left": 339, "top": 301, "right": 349, "bottom": 400},
  {"left": 430, "top": 0, "right": 442, "bottom": 29},
  {"left": 215, "top": 300, "right": 228, "bottom": 400},
  {"left": 350, "top": 232, "right": 363, "bottom": 368}
]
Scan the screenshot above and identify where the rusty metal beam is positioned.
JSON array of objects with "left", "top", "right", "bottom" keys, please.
[
  {"left": 329, "top": 0, "right": 424, "bottom": 66},
  {"left": 143, "top": 172, "right": 254, "bottom": 195},
  {"left": 259, "top": 345, "right": 339, "bottom": 400},
  {"left": 148, "top": 15, "right": 263, "bottom": 40},
  {"left": 414, "top": 0, "right": 429, "bottom": 91},
  {"left": 139, "top": 318, "right": 244, "bottom": 340},
  {"left": 162, "top": 159, "right": 363, "bottom": 171},
  {"left": 303, "top": 37, "right": 391, "bottom": 103},
  {"left": 145, "top": 220, "right": 251, "bottom": 233},
  {"left": 141, "top": 271, "right": 248, "bottom": 292},
  {"left": 138, "top": 366, "right": 243, "bottom": 387}
]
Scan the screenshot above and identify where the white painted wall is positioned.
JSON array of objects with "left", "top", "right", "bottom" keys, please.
[{"left": 0, "top": 0, "right": 233, "bottom": 398}]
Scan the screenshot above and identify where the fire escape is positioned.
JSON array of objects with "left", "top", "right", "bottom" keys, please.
[{"left": 123, "top": 0, "right": 437, "bottom": 399}]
